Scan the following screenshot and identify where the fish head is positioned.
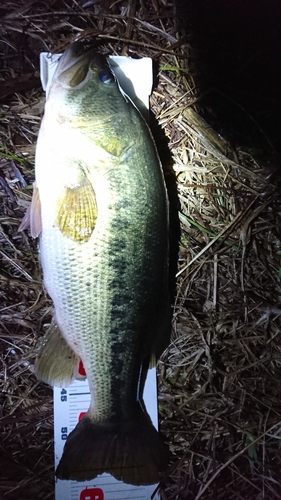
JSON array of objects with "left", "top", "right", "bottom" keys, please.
[{"left": 47, "top": 40, "right": 120, "bottom": 121}]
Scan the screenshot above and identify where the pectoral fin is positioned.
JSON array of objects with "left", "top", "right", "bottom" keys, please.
[
  {"left": 34, "top": 320, "right": 79, "bottom": 387},
  {"left": 18, "top": 183, "right": 42, "bottom": 238},
  {"left": 56, "top": 176, "right": 97, "bottom": 243}
]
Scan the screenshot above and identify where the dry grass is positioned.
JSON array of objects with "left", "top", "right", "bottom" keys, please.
[{"left": 1, "top": 1, "right": 281, "bottom": 499}]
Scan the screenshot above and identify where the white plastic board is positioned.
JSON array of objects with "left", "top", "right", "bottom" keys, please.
[
  {"left": 39, "top": 50, "right": 161, "bottom": 500},
  {"left": 54, "top": 369, "right": 160, "bottom": 500}
]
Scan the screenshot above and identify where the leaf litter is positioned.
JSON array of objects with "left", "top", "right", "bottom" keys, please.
[{"left": 0, "top": 1, "right": 281, "bottom": 499}]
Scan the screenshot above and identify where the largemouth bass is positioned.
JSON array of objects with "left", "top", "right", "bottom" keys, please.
[{"left": 20, "top": 40, "right": 170, "bottom": 485}]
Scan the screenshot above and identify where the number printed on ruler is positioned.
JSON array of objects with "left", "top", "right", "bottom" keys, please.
[
  {"left": 54, "top": 369, "right": 161, "bottom": 500},
  {"left": 80, "top": 488, "right": 104, "bottom": 500}
]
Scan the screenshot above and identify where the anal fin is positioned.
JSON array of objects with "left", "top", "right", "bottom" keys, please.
[{"left": 35, "top": 320, "right": 79, "bottom": 387}]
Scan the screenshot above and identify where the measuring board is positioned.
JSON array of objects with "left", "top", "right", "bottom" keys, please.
[
  {"left": 54, "top": 368, "right": 160, "bottom": 500},
  {"left": 39, "top": 51, "right": 162, "bottom": 500}
]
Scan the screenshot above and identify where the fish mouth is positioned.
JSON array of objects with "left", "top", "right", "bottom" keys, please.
[{"left": 54, "top": 40, "right": 96, "bottom": 89}]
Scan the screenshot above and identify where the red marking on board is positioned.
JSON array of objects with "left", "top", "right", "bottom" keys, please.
[
  {"left": 78, "top": 360, "right": 86, "bottom": 376},
  {"left": 80, "top": 488, "right": 104, "bottom": 500},
  {"left": 78, "top": 411, "right": 86, "bottom": 421}
]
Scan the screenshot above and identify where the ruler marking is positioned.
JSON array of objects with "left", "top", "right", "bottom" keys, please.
[{"left": 69, "top": 392, "right": 91, "bottom": 396}]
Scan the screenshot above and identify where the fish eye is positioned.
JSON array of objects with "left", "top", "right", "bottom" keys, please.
[{"left": 99, "top": 69, "right": 115, "bottom": 85}]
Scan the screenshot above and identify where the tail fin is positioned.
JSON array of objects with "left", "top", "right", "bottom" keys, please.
[{"left": 56, "top": 407, "right": 168, "bottom": 485}]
